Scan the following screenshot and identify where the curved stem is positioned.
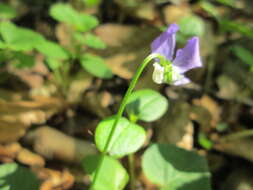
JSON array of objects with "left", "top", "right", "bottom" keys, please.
[{"left": 89, "top": 53, "right": 164, "bottom": 190}]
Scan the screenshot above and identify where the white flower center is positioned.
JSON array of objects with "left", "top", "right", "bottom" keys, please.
[
  {"left": 171, "top": 66, "right": 184, "bottom": 82},
  {"left": 152, "top": 62, "right": 164, "bottom": 84}
]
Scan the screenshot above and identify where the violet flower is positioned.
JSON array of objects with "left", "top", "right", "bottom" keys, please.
[{"left": 151, "top": 23, "right": 202, "bottom": 85}]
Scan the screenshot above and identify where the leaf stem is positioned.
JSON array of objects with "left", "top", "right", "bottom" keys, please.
[{"left": 89, "top": 53, "right": 165, "bottom": 190}]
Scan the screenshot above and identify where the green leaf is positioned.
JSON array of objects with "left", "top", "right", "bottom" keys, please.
[
  {"left": 49, "top": 3, "right": 79, "bottom": 24},
  {"left": 200, "top": 2, "right": 220, "bottom": 19},
  {"left": 0, "top": 3, "right": 17, "bottom": 19},
  {"left": 80, "top": 54, "right": 113, "bottom": 79},
  {"left": 82, "top": 155, "right": 129, "bottom": 190},
  {"left": 79, "top": 14, "right": 99, "bottom": 32},
  {"left": 0, "top": 39, "right": 6, "bottom": 49},
  {"left": 35, "top": 40, "right": 69, "bottom": 59},
  {"left": 84, "top": 33, "right": 106, "bottom": 49},
  {"left": 12, "top": 52, "right": 35, "bottom": 68},
  {"left": 179, "top": 15, "right": 205, "bottom": 37},
  {"left": 142, "top": 144, "right": 211, "bottom": 190},
  {"left": 95, "top": 116, "right": 146, "bottom": 158},
  {"left": 219, "top": 20, "right": 253, "bottom": 39},
  {"left": 198, "top": 133, "right": 213, "bottom": 150},
  {"left": 126, "top": 89, "right": 168, "bottom": 122},
  {"left": 231, "top": 45, "right": 253, "bottom": 66},
  {"left": 0, "top": 163, "right": 39, "bottom": 190},
  {"left": 45, "top": 58, "right": 63, "bottom": 70},
  {"left": 216, "top": 0, "right": 235, "bottom": 7},
  {"left": 82, "top": 0, "right": 101, "bottom": 7},
  {"left": 49, "top": 3, "right": 98, "bottom": 32},
  {"left": 0, "top": 22, "right": 44, "bottom": 51}
]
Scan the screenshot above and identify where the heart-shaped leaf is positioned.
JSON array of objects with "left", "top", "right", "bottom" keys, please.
[
  {"left": 82, "top": 155, "right": 129, "bottom": 190},
  {"left": 95, "top": 116, "right": 146, "bottom": 158},
  {"left": 126, "top": 89, "right": 168, "bottom": 122},
  {"left": 142, "top": 144, "right": 211, "bottom": 190},
  {"left": 81, "top": 54, "right": 113, "bottom": 79},
  {"left": 0, "top": 163, "right": 39, "bottom": 190}
]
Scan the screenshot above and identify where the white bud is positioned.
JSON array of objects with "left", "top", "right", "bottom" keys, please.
[{"left": 152, "top": 63, "right": 164, "bottom": 84}]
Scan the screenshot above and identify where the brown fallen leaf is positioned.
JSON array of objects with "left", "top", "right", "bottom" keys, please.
[
  {"left": 7, "top": 54, "right": 49, "bottom": 89},
  {"left": 25, "top": 126, "right": 97, "bottom": 163},
  {"left": 17, "top": 148, "right": 45, "bottom": 167},
  {"left": 67, "top": 71, "right": 93, "bottom": 104},
  {"left": 33, "top": 168, "right": 74, "bottom": 190},
  {"left": 81, "top": 91, "right": 112, "bottom": 118},
  {"left": 192, "top": 95, "right": 221, "bottom": 128},
  {"left": 163, "top": 4, "right": 190, "bottom": 24},
  {"left": 156, "top": 101, "right": 193, "bottom": 150},
  {"left": 214, "top": 137, "right": 253, "bottom": 163},
  {"left": 0, "top": 96, "right": 66, "bottom": 143},
  {"left": 95, "top": 24, "right": 159, "bottom": 80},
  {"left": 0, "top": 142, "right": 21, "bottom": 163}
]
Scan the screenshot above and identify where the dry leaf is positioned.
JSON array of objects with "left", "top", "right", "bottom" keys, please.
[
  {"left": 25, "top": 126, "right": 97, "bottom": 163},
  {"left": 156, "top": 101, "right": 193, "bottom": 150},
  {"left": 17, "top": 148, "right": 45, "bottom": 167},
  {"left": 0, "top": 96, "right": 66, "bottom": 143},
  {"left": 192, "top": 95, "right": 221, "bottom": 128}
]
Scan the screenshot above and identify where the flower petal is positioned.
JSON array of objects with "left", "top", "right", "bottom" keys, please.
[
  {"left": 151, "top": 24, "right": 179, "bottom": 61},
  {"left": 172, "top": 37, "right": 202, "bottom": 73},
  {"left": 173, "top": 75, "right": 190, "bottom": 86},
  {"left": 152, "top": 62, "right": 164, "bottom": 84}
]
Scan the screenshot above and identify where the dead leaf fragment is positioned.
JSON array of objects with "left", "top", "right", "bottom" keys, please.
[
  {"left": 17, "top": 148, "right": 45, "bottom": 167},
  {"left": 25, "top": 126, "right": 97, "bottom": 163},
  {"left": 193, "top": 95, "right": 221, "bottom": 127}
]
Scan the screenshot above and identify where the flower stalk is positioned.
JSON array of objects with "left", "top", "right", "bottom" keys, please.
[{"left": 89, "top": 53, "right": 165, "bottom": 190}]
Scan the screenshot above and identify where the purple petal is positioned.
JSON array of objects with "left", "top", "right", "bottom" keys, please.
[
  {"left": 173, "top": 76, "right": 190, "bottom": 86},
  {"left": 151, "top": 24, "right": 179, "bottom": 61},
  {"left": 172, "top": 37, "right": 202, "bottom": 73}
]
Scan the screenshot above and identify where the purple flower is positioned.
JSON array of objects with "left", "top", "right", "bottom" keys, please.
[{"left": 151, "top": 23, "right": 202, "bottom": 85}]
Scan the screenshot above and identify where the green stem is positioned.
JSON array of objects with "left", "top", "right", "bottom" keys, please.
[
  {"left": 128, "top": 154, "right": 135, "bottom": 190},
  {"left": 89, "top": 53, "right": 165, "bottom": 190}
]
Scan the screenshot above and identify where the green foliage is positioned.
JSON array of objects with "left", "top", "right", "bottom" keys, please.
[
  {"left": 82, "top": 155, "right": 129, "bottom": 190},
  {"left": 49, "top": 3, "right": 98, "bottom": 32},
  {"left": 35, "top": 40, "right": 69, "bottom": 59},
  {"left": 198, "top": 133, "right": 213, "bottom": 150},
  {"left": 0, "top": 163, "right": 39, "bottom": 190},
  {"left": 216, "top": 0, "right": 235, "bottom": 7},
  {"left": 84, "top": 33, "right": 106, "bottom": 49},
  {"left": 45, "top": 58, "right": 63, "bottom": 71},
  {"left": 200, "top": 1, "right": 219, "bottom": 18},
  {"left": 142, "top": 144, "right": 211, "bottom": 190},
  {"left": 81, "top": 54, "right": 113, "bottom": 79},
  {"left": 12, "top": 52, "right": 35, "bottom": 68},
  {"left": 95, "top": 116, "right": 146, "bottom": 158},
  {"left": 0, "top": 22, "right": 44, "bottom": 51},
  {"left": 220, "top": 20, "right": 253, "bottom": 39},
  {"left": 0, "top": 3, "right": 17, "bottom": 19},
  {"left": 82, "top": 0, "right": 101, "bottom": 7},
  {"left": 179, "top": 16, "right": 205, "bottom": 37},
  {"left": 231, "top": 45, "right": 253, "bottom": 67},
  {"left": 126, "top": 89, "right": 168, "bottom": 122}
]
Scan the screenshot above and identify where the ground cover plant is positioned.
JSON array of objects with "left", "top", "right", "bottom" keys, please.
[{"left": 1, "top": 0, "right": 253, "bottom": 190}]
